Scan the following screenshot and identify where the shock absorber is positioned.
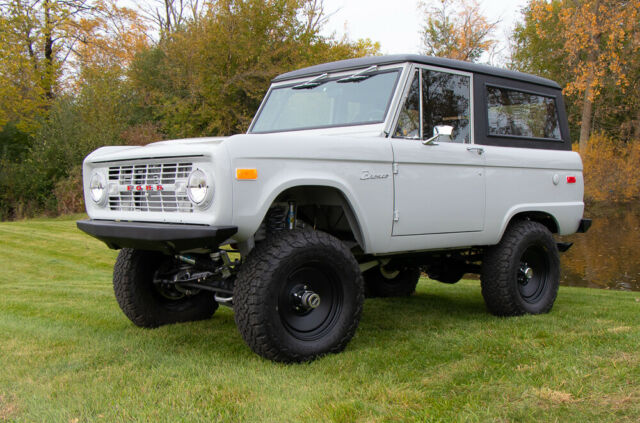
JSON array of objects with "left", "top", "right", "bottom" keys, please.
[{"left": 287, "top": 201, "right": 296, "bottom": 230}]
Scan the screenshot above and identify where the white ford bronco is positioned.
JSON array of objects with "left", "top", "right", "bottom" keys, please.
[{"left": 78, "top": 55, "right": 591, "bottom": 362}]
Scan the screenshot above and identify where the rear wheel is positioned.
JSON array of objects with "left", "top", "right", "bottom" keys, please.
[
  {"left": 363, "top": 264, "right": 420, "bottom": 297},
  {"left": 233, "top": 230, "right": 364, "bottom": 363},
  {"left": 481, "top": 220, "right": 559, "bottom": 316},
  {"left": 113, "top": 249, "right": 218, "bottom": 328}
]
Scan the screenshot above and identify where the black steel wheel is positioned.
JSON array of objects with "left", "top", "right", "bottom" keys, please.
[
  {"left": 481, "top": 220, "right": 559, "bottom": 316},
  {"left": 113, "top": 249, "right": 218, "bottom": 328},
  {"left": 233, "top": 230, "right": 364, "bottom": 363},
  {"left": 278, "top": 265, "right": 343, "bottom": 341},
  {"left": 363, "top": 264, "right": 420, "bottom": 297},
  {"left": 517, "top": 245, "right": 551, "bottom": 304}
]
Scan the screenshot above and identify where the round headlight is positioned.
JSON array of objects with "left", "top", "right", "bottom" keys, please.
[
  {"left": 187, "top": 169, "right": 211, "bottom": 205},
  {"left": 89, "top": 171, "right": 107, "bottom": 205}
]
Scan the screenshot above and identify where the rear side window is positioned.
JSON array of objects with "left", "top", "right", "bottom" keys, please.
[{"left": 486, "top": 86, "right": 561, "bottom": 140}]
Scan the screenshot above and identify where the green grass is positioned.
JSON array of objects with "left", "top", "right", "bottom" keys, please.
[{"left": 1, "top": 216, "right": 639, "bottom": 422}]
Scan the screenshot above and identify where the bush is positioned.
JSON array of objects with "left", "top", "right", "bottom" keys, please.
[
  {"left": 53, "top": 166, "right": 84, "bottom": 215},
  {"left": 0, "top": 68, "right": 147, "bottom": 220},
  {"left": 120, "top": 123, "right": 164, "bottom": 146},
  {"left": 580, "top": 134, "right": 640, "bottom": 202}
]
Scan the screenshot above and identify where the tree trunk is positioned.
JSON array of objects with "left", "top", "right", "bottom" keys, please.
[
  {"left": 579, "top": 82, "right": 593, "bottom": 154},
  {"left": 43, "top": 0, "right": 54, "bottom": 100},
  {"left": 579, "top": 47, "right": 598, "bottom": 154}
]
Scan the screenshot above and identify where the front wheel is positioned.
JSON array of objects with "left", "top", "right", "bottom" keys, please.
[
  {"left": 113, "top": 249, "right": 218, "bottom": 328},
  {"left": 233, "top": 230, "right": 364, "bottom": 363},
  {"left": 481, "top": 220, "right": 560, "bottom": 316}
]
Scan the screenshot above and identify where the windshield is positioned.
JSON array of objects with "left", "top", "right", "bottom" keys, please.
[{"left": 250, "top": 70, "right": 401, "bottom": 133}]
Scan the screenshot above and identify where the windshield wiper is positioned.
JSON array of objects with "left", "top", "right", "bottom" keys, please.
[
  {"left": 292, "top": 73, "right": 329, "bottom": 90},
  {"left": 337, "top": 65, "right": 379, "bottom": 83}
]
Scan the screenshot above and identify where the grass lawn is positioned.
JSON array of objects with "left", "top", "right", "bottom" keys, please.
[{"left": 1, "top": 215, "right": 639, "bottom": 422}]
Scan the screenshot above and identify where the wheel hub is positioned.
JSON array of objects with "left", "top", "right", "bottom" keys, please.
[
  {"left": 518, "top": 264, "right": 534, "bottom": 285},
  {"left": 291, "top": 284, "right": 321, "bottom": 312},
  {"left": 278, "top": 265, "right": 342, "bottom": 341},
  {"left": 516, "top": 246, "right": 551, "bottom": 304}
]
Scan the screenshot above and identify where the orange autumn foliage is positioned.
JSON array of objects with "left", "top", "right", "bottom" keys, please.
[
  {"left": 526, "top": 0, "right": 640, "bottom": 148},
  {"left": 420, "top": 0, "right": 499, "bottom": 62},
  {"left": 69, "top": 0, "right": 149, "bottom": 83},
  {"left": 579, "top": 134, "right": 640, "bottom": 202}
]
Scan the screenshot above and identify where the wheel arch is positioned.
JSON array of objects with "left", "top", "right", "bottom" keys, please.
[
  {"left": 268, "top": 184, "right": 367, "bottom": 250},
  {"left": 500, "top": 210, "right": 559, "bottom": 240}
]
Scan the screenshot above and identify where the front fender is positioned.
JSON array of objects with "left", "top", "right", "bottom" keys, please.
[
  {"left": 232, "top": 173, "right": 377, "bottom": 251},
  {"left": 225, "top": 134, "right": 394, "bottom": 252}
]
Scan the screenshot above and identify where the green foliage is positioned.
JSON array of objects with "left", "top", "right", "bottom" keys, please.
[
  {"left": 0, "top": 69, "right": 140, "bottom": 219},
  {"left": 0, "top": 123, "right": 32, "bottom": 162},
  {"left": 510, "top": 1, "right": 583, "bottom": 138},
  {"left": 510, "top": 1, "right": 565, "bottom": 82},
  {"left": 130, "top": 0, "right": 379, "bottom": 138},
  {"left": 0, "top": 0, "right": 378, "bottom": 219}
]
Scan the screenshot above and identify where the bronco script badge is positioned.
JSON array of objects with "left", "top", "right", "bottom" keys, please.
[{"left": 360, "top": 170, "right": 389, "bottom": 180}]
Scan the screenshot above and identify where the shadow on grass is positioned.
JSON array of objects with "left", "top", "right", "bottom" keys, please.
[{"left": 129, "top": 282, "right": 491, "bottom": 363}]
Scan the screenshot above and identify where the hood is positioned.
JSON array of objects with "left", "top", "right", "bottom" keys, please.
[
  {"left": 147, "top": 136, "right": 228, "bottom": 146},
  {"left": 84, "top": 136, "right": 230, "bottom": 163}
]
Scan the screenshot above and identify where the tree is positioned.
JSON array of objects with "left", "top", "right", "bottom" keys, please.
[
  {"left": 139, "top": 0, "right": 207, "bottom": 34},
  {"left": 130, "top": 0, "right": 379, "bottom": 138},
  {"left": 71, "top": 0, "right": 149, "bottom": 77},
  {"left": 0, "top": 0, "right": 148, "bottom": 133},
  {"left": 511, "top": 0, "right": 640, "bottom": 150},
  {"left": 0, "top": 0, "right": 149, "bottom": 218},
  {"left": 420, "top": 0, "right": 499, "bottom": 63}
]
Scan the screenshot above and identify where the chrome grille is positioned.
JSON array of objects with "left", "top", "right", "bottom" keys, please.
[{"left": 107, "top": 162, "right": 194, "bottom": 213}]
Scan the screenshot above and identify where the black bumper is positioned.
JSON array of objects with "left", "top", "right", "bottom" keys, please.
[
  {"left": 577, "top": 218, "right": 592, "bottom": 233},
  {"left": 77, "top": 220, "right": 237, "bottom": 253}
]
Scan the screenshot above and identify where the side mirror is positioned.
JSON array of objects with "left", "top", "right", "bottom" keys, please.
[{"left": 423, "top": 125, "right": 454, "bottom": 145}]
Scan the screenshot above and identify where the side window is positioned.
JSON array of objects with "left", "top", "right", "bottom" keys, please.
[
  {"left": 393, "top": 70, "right": 420, "bottom": 138},
  {"left": 486, "top": 86, "right": 561, "bottom": 140},
  {"left": 422, "top": 70, "right": 471, "bottom": 143}
]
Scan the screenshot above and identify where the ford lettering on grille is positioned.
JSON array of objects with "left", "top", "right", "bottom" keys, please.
[
  {"left": 107, "top": 162, "right": 194, "bottom": 213},
  {"left": 126, "top": 185, "right": 164, "bottom": 191}
]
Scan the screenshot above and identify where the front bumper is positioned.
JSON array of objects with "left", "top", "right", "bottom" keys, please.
[{"left": 77, "top": 220, "right": 237, "bottom": 253}]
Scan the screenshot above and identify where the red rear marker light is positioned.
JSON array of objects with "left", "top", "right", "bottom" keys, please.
[{"left": 567, "top": 176, "right": 576, "bottom": 184}]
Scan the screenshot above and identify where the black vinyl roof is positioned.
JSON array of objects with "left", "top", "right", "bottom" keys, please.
[{"left": 273, "top": 54, "right": 561, "bottom": 89}]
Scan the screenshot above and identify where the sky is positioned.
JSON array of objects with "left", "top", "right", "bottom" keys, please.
[{"left": 318, "top": 0, "right": 530, "bottom": 61}]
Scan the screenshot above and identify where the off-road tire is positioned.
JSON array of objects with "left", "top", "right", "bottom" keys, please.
[
  {"left": 233, "top": 230, "right": 364, "bottom": 363},
  {"left": 113, "top": 248, "right": 218, "bottom": 328},
  {"left": 481, "top": 220, "right": 560, "bottom": 316},
  {"left": 364, "top": 265, "right": 420, "bottom": 297}
]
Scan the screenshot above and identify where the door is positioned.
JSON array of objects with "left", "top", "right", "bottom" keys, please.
[{"left": 391, "top": 67, "right": 485, "bottom": 236}]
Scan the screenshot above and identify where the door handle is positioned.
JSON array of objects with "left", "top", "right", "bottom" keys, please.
[{"left": 466, "top": 147, "right": 484, "bottom": 155}]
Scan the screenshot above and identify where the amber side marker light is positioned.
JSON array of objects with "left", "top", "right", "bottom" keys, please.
[{"left": 236, "top": 168, "right": 258, "bottom": 180}]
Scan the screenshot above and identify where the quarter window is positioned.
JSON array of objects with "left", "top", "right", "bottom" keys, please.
[
  {"left": 393, "top": 70, "right": 420, "bottom": 138},
  {"left": 486, "top": 86, "right": 561, "bottom": 140}
]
